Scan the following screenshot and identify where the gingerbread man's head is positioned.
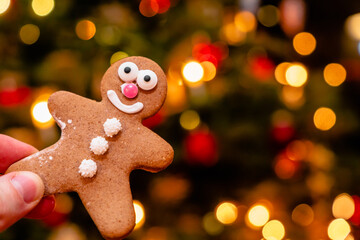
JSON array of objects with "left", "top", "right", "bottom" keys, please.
[{"left": 101, "top": 56, "right": 167, "bottom": 120}]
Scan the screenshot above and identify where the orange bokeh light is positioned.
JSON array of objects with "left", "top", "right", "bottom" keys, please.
[
  {"left": 274, "top": 153, "right": 300, "bottom": 179},
  {"left": 75, "top": 20, "right": 96, "bottom": 40},
  {"left": 286, "top": 140, "right": 309, "bottom": 161},
  {"left": 139, "top": 0, "right": 170, "bottom": 17}
]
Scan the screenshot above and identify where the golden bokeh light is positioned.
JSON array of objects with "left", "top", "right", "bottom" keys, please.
[
  {"left": 32, "top": 0, "right": 54, "bottom": 17},
  {"left": 247, "top": 204, "right": 270, "bottom": 227},
  {"left": 291, "top": 204, "right": 314, "bottom": 226},
  {"left": 328, "top": 218, "right": 351, "bottom": 240},
  {"left": 323, "top": 63, "right": 347, "bottom": 87},
  {"left": 110, "top": 51, "right": 128, "bottom": 65},
  {"left": 332, "top": 193, "right": 355, "bottom": 220},
  {"left": 281, "top": 86, "right": 304, "bottom": 109},
  {"left": 345, "top": 233, "right": 355, "bottom": 240},
  {"left": 221, "top": 23, "right": 246, "bottom": 45},
  {"left": 76, "top": 20, "right": 96, "bottom": 40},
  {"left": 182, "top": 61, "right": 204, "bottom": 83},
  {"left": 293, "top": 32, "right": 316, "bottom": 56},
  {"left": 234, "top": 11, "right": 257, "bottom": 33},
  {"left": 313, "top": 107, "right": 336, "bottom": 131},
  {"left": 31, "top": 94, "right": 54, "bottom": 129},
  {"left": 133, "top": 200, "right": 145, "bottom": 230},
  {"left": 179, "top": 110, "right": 201, "bottom": 130},
  {"left": 257, "top": 5, "right": 280, "bottom": 27},
  {"left": 215, "top": 202, "right": 238, "bottom": 225},
  {"left": 262, "top": 220, "right": 285, "bottom": 240},
  {"left": 271, "top": 109, "right": 294, "bottom": 126},
  {"left": 150, "top": 176, "right": 190, "bottom": 204},
  {"left": 32, "top": 103, "right": 51, "bottom": 126},
  {"left": 285, "top": 64, "right": 308, "bottom": 87},
  {"left": 286, "top": 140, "right": 308, "bottom": 161},
  {"left": 19, "top": 24, "right": 40, "bottom": 45},
  {"left": 274, "top": 62, "right": 291, "bottom": 85},
  {"left": 202, "top": 212, "right": 224, "bottom": 235},
  {"left": 201, "top": 61, "right": 216, "bottom": 81},
  {"left": 55, "top": 193, "right": 74, "bottom": 214},
  {"left": 345, "top": 13, "right": 360, "bottom": 40},
  {"left": 142, "top": 227, "right": 170, "bottom": 240},
  {"left": 306, "top": 171, "right": 334, "bottom": 196},
  {"left": 166, "top": 77, "right": 186, "bottom": 112},
  {"left": 0, "top": 0, "right": 10, "bottom": 14}
]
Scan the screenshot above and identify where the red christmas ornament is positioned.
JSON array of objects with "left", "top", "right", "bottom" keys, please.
[
  {"left": 350, "top": 195, "right": 360, "bottom": 225},
  {"left": 249, "top": 56, "right": 275, "bottom": 81},
  {"left": 184, "top": 130, "right": 218, "bottom": 166},
  {"left": 0, "top": 86, "right": 31, "bottom": 107}
]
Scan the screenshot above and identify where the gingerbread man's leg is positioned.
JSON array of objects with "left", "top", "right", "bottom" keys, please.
[{"left": 76, "top": 172, "right": 135, "bottom": 240}]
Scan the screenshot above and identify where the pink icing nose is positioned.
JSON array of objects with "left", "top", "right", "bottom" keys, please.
[{"left": 121, "top": 83, "right": 138, "bottom": 99}]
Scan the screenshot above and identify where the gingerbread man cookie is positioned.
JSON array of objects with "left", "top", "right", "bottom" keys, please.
[{"left": 7, "top": 56, "right": 174, "bottom": 239}]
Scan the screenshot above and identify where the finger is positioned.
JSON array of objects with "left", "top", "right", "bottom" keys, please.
[
  {"left": 0, "top": 134, "right": 38, "bottom": 173},
  {"left": 0, "top": 171, "right": 44, "bottom": 232},
  {"left": 26, "top": 195, "right": 55, "bottom": 219}
]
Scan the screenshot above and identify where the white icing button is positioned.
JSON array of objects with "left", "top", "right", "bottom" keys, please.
[
  {"left": 103, "top": 118, "right": 122, "bottom": 137},
  {"left": 90, "top": 136, "right": 109, "bottom": 155},
  {"left": 79, "top": 159, "right": 97, "bottom": 178}
]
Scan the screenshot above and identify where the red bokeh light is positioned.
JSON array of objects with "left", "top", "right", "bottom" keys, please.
[
  {"left": 184, "top": 130, "right": 218, "bottom": 167},
  {"left": 152, "top": 0, "right": 171, "bottom": 14},
  {"left": 192, "top": 43, "right": 227, "bottom": 68},
  {"left": 271, "top": 122, "right": 295, "bottom": 143},
  {"left": 142, "top": 111, "right": 164, "bottom": 129},
  {"left": 139, "top": 0, "right": 158, "bottom": 17},
  {"left": 350, "top": 195, "right": 360, "bottom": 225},
  {"left": 274, "top": 152, "right": 301, "bottom": 179},
  {"left": 0, "top": 87, "right": 31, "bottom": 107},
  {"left": 249, "top": 56, "right": 275, "bottom": 81},
  {"left": 139, "top": 0, "right": 170, "bottom": 17}
]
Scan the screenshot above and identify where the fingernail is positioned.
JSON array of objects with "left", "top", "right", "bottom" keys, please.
[{"left": 11, "top": 173, "right": 43, "bottom": 203}]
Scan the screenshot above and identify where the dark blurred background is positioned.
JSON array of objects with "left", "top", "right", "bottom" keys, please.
[{"left": 1, "top": 0, "right": 360, "bottom": 239}]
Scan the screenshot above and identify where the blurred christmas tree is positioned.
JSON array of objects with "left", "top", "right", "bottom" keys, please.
[{"left": 1, "top": 0, "right": 360, "bottom": 239}]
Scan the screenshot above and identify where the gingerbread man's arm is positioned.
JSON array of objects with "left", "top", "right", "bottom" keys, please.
[
  {"left": 131, "top": 126, "right": 174, "bottom": 172},
  {"left": 48, "top": 91, "right": 96, "bottom": 127}
]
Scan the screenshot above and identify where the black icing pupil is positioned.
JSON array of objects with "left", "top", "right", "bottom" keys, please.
[
  {"left": 124, "top": 67, "right": 131, "bottom": 74},
  {"left": 144, "top": 75, "right": 151, "bottom": 82}
]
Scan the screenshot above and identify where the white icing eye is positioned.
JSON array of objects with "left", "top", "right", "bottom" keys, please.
[
  {"left": 136, "top": 70, "right": 158, "bottom": 90},
  {"left": 118, "top": 62, "right": 139, "bottom": 82}
]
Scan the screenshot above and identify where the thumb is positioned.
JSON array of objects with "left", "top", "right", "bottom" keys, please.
[{"left": 0, "top": 171, "right": 44, "bottom": 232}]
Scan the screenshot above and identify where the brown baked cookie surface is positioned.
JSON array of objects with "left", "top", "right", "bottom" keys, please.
[{"left": 7, "top": 56, "right": 174, "bottom": 240}]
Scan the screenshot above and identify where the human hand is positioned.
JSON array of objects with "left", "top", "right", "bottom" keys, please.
[{"left": 0, "top": 134, "right": 55, "bottom": 232}]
